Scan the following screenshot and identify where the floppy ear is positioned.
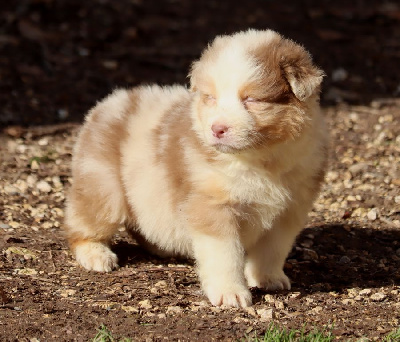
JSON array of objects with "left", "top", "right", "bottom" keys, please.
[{"left": 280, "top": 40, "right": 325, "bottom": 101}]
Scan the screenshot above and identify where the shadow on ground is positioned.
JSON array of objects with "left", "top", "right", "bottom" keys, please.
[
  {"left": 111, "top": 223, "right": 400, "bottom": 300},
  {"left": 291, "top": 224, "right": 400, "bottom": 292}
]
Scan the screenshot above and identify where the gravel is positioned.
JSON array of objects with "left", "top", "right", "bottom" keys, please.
[{"left": 0, "top": 99, "right": 399, "bottom": 340}]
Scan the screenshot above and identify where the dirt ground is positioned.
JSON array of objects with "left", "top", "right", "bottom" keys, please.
[{"left": 1, "top": 1, "right": 400, "bottom": 341}]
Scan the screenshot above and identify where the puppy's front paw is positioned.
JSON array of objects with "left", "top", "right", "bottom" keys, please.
[
  {"left": 205, "top": 284, "right": 252, "bottom": 308},
  {"left": 246, "top": 269, "right": 291, "bottom": 291},
  {"left": 74, "top": 241, "right": 118, "bottom": 272}
]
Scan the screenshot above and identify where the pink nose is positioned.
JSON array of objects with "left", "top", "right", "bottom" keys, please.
[{"left": 211, "top": 124, "right": 229, "bottom": 138}]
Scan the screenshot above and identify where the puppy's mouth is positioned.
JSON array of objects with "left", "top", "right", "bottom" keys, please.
[
  {"left": 207, "top": 125, "right": 254, "bottom": 153},
  {"left": 212, "top": 142, "right": 243, "bottom": 154},
  {"left": 210, "top": 137, "right": 254, "bottom": 153}
]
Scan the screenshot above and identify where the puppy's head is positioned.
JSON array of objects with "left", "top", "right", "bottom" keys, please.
[{"left": 189, "top": 29, "right": 324, "bottom": 153}]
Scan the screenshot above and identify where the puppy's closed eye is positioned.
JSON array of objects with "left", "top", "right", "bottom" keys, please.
[
  {"left": 243, "top": 97, "right": 260, "bottom": 104},
  {"left": 242, "top": 97, "right": 263, "bottom": 110},
  {"left": 202, "top": 93, "right": 217, "bottom": 106}
]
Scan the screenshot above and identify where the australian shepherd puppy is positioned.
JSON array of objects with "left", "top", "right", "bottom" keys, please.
[{"left": 64, "top": 29, "right": 327, "bottom": 308}]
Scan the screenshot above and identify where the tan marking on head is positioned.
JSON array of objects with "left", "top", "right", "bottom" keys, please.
[
  {"left": 238, "top": 34, "right": 324, "bottom": 147},
  {"left": 247, "top": 35, "right": 324, "bottom": 101},
  {"left": 249, "top": 102, "right": 308, "bottom": 146},
  {"left": 239, "top": 36, "right": 294, "bottom": 104}
]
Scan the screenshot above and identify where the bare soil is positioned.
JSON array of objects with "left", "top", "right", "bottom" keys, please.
[{"left": 1, "top": 1, "right": 400, "bottom": 341}]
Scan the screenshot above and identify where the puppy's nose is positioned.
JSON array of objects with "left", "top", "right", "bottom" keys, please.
[{"left": 211, "top": 124, "right": 229, "bottom": 138}]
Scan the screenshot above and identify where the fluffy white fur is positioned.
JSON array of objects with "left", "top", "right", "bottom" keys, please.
[{"left": 64, "top": 29, "right": 328, "bottom": 307}]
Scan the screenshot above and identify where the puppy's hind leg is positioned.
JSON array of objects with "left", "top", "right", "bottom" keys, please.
[
  {"left": 244, "top": 210, "right": 307, "bottom": 291},
  {"left": 72, "top": 238, "right": 119, "bottom": 272},
  {"left": 64, "top": 183, "right": 124, "bottom": 272},
  {"left": 64, "top": 88, "right": 135, "bottom": 271},
  {"left": 244, "top": 226, "right": 293, "bottom": 291}
]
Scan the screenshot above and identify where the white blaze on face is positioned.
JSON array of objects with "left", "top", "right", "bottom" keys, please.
[{"left": 194, "top": 43, "right": 263, "bottom": 152}]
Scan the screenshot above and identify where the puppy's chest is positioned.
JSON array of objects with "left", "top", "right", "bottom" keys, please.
[{"left": 224, "top": 166, "right": 290, "bottom": 226}]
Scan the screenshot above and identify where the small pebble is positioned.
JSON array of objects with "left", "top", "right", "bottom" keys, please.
[
  {"left": 332, "top": 68, "right": 348, "bottom": 82},
  {"left": 154, "top": 280, "right": 167, "bottom": 288},
  {"left": 102, "top": 60, "right": 118, "bottom": 70},
  {"left": 339, "top": 256, "right": 351, "bottom": 264},
  {"left": 15, "top": 180, "right": 28, "bottom": 193},
  {"left": 4, "top": 185, "right": 19, "bottom": 195},
  {"left": 359, "top": 289, "right": 372, "bottom": 296},
  {"left": 30, "top": 160, "right": 40, "bottom": 170},
  {"left": 16, "top": 145, "right": 27, "bottom": 154},
  {"left": 244, "top": 307, "right": 257, "bottom": 317},
  {"left": 41, "top": 222, "right": 53, "bottom": 229},
  {"left": 121, "top": 305, "right": 139, "bottom": 313},
  {"left": 342, "top": 299, "right": 355, "bottom": 305},
  {"left": 289, "top": 292, "right": 301, "bottom": 299},
  {"left": 367, "top": 208, "right": 378, "bottom": 221},
  {"left": 349, "top": 162, "right": 368, "bottom": 176},
  {"left": 312, "top": 306, "right": 323, "bottom": 313},
  {"left": 14, "top": 268, "right": 37, "bottom": 276},
  {"left": 347, "top": 289, "right": 358, "bottom": 298},
  {"left": 138, "top": 299, "right": 152, "bottom": 310},
  {"left": 264, "top": 294, "right": 275, "bottom": 303},
  {"left": 26, "top": 175, "right": 37, "bottom": 187},
  {"left": 38, "top": 137, "right": 49, "bottom": 146},
  {"left": 59, "top": 289, "right": 77, "bottom": 298},
  {"left": 302, "top": 248, "right": 319, "bottom": 261},
  {"left": 370, "top": 293, "right": 386, "bottom": 302},
  {"left": 9, "top": 221, "right": 20, "bottom": 229},
  {"left": 300, "top": 239, "right": 314, "bottom": 248},
  {"left": 58, "top": 109, "right": 69, "bottom": 120},
  {"left": 210, "top": 306, "right": 222, "bottom": 313},
  {"left": 36, "top": 180, "right": 52, "bottom": 193},
  {"left": 52, "top": 176, "right": 63, "bottom": 189},
  {"left": 51, "top": 208, "right": 64, "bottom": 218},
  {"left": 166, "top": 306, "right": 183, "bottom": 315},
  {"left": 256, "top": 308, "right": 274, "bottom": 322}
]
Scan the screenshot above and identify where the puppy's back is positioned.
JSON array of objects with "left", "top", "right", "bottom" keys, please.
[{"left": 65, "top": 85, "right": 190, "bottom": 247}]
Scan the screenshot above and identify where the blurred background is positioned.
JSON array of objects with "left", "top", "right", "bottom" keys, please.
[{"left": 0, "top": 0, "right": 399, "bottom": 126}]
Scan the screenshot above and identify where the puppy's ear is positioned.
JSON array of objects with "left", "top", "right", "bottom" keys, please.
[{"left": 280, "top": 40, "right": 324, "bottom": 101}]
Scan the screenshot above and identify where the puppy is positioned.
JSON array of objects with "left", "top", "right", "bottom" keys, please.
[{"left": 64, "top": 29, "right": 327, "bottom": 308}]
